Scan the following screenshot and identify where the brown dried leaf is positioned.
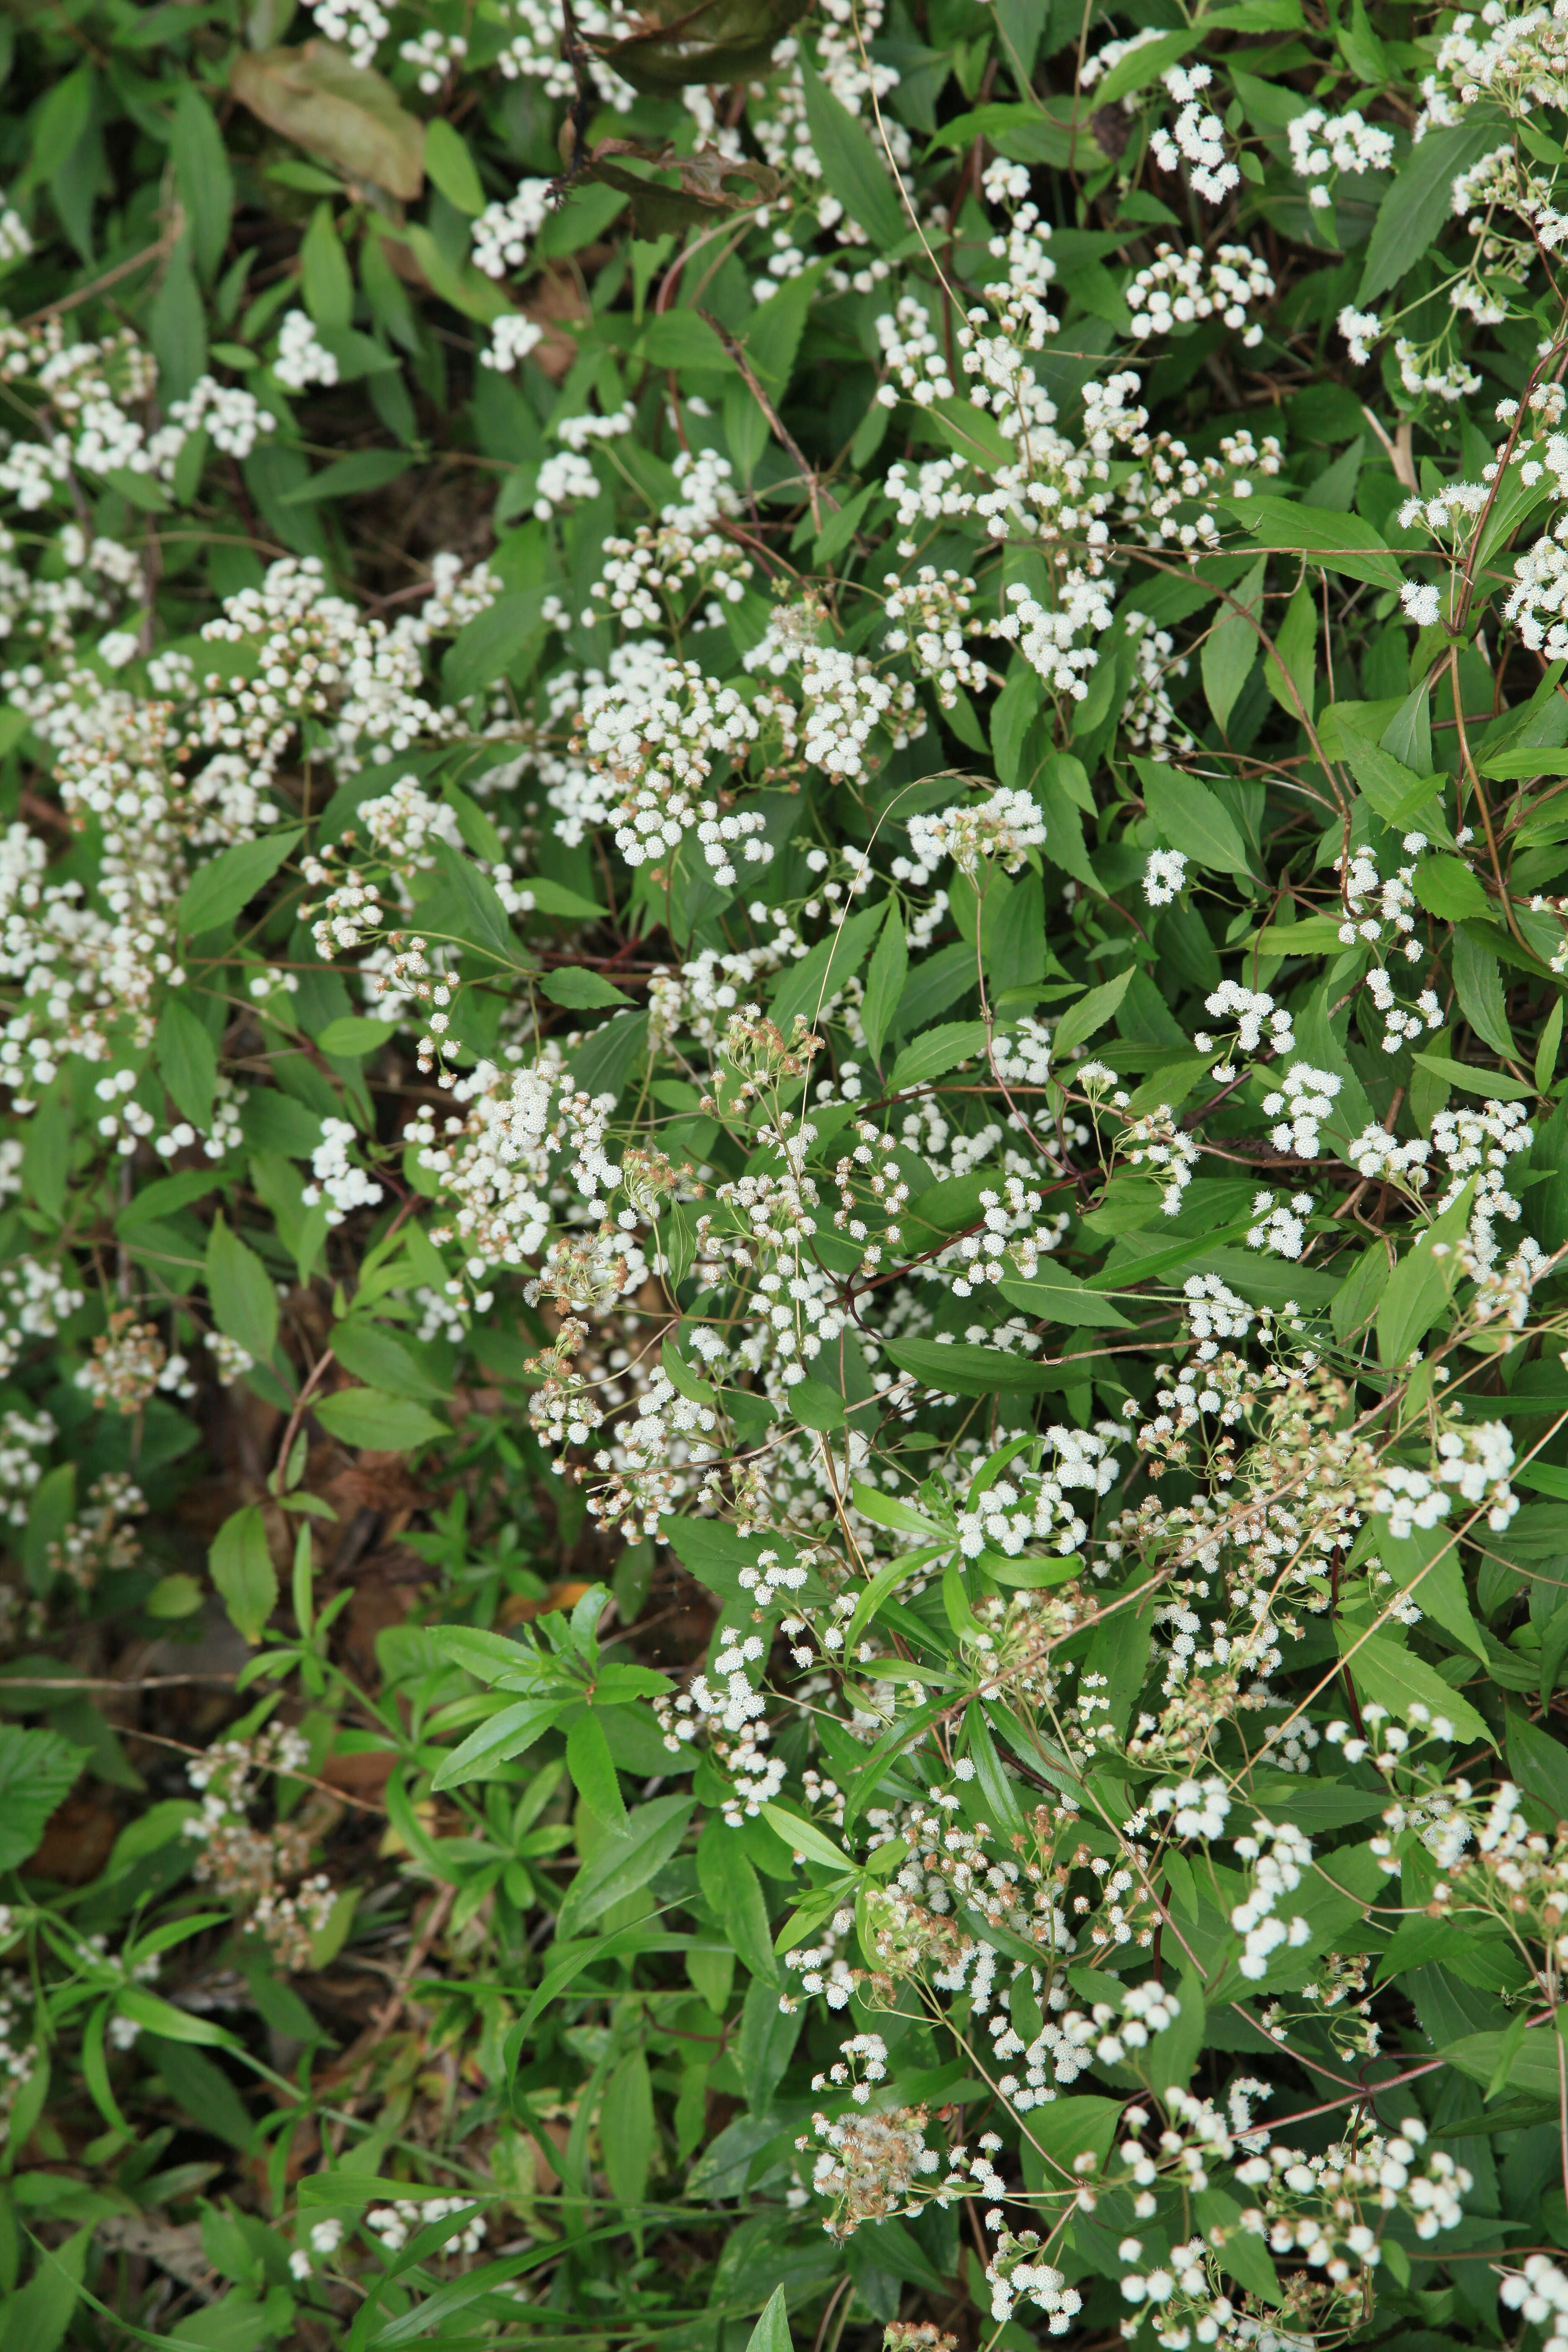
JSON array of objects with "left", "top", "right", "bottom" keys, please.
[
  {"left": 587, "top": 0, "right": 811, "bottom": 92},
  {"left": 231, "top": 40, "right": 425, "bottom": 200}
]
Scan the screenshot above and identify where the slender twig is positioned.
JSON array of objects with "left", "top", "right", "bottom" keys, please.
[{"left": 696, "top": 309, "right": 840, "bottom": 533}]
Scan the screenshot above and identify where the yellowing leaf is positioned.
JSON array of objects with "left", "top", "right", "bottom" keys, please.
[{"left": 230, "top": 42, "right": 424, "bottom": 200}]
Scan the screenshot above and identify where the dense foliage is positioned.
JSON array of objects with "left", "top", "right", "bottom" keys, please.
[{"left": 9, "top": 0, "right": 1568, "bottom": 2345}]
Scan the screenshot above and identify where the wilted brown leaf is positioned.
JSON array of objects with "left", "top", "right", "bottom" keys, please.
[
  {"left": 231, "top": 41, "right": 425, "bottom": 200},
  {"left": 574, "top": 139, "right": 781, "bottom": 237},
  {"left": 587, "top": 0, "right": 810, "bottom": 92}
]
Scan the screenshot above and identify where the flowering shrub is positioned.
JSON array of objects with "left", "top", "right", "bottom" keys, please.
[{"left": 2, "top": 0, "right": 1568, "bottom": 2345}]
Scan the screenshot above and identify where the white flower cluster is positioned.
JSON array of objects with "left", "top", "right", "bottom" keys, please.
[
  {"left": 997, "top": 575, "right": 1114, "bottom": 701},
  {"left": 1127, "top": 243, "right": 1273, "bottom": 345},
  {"left": 272, "top": 311, "right": 339, "bottom": 392},
  {"left": 1230, "top": 1815, "right": 1313, "bottom": 1979},
  {"left": 400, "top": 25, "right": 467, "bottom": 89},
  {"left": 905, "top": 789, "right": 1046, "bottom": 882},
  {"left": 574, "top": 647, "right": 770, "bottom": 887},
  {"left": 1197, "top": 980, "right": 1294, "bottom": 1065},
  {"left": 0, "top": 1408, "right": 54, "bottom": 1525},
  {"left": 1419, "top": 0, "right": 1568, "bottom": 132},
  {"left": 483, "top": 315, "right": 545, "bottom": 374},
  {"left": 1151, "top": 65, "right": 1240, "bottom": 204},
  {"left": 1372, "top": 1419, "right": 1517, "bottom": 1535},
  {"left": 955, "top": 1426, "right": 1122, "bottom": 1560},
  {"left": 308, "top": 0, "right": 387, "bottom": 69},
  {"left": 1143, "top": 848, "right": 1189, "bottom": 905},
  {"left": 1261, "top": 1063, "right": 1341, "bottom": 1159},
  {"left": 1151, "top": 1775, "right": 1231, "bottom": 1840},
  {"left": 365, "top": 2199, "right": 487, "bottom": 2256},
  {"left": 302, "top": 1117, "right": 385, "bottom": 1227},
  {"left": 1287, "top": 107, "right": 1395, "bottom": 206},
  {"left": 882, "top": 567, "right": 989, "bottom": 709},
  {"left": 473, "top": 179, "right": 554, "bottom": 278},
  {"left": 1246, "top": 1190, "right": 1314, "bottom": 1260}
]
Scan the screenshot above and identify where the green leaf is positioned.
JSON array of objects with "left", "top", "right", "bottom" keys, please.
[
  {"left": 178, "top": 830, "right": 303, "bottom": 936},
  {"left": 860, "top": 897, "right": 908, "bottom": 1067},
  {"left": 990, "top": 656, "right": 1044, "bottom": 786},
  {"left": 1409, "top": 1052, "right": 1531, "bottom": 1102},
  {"left": 172, "top": 85, "right": 234, "bottom": 283},
  {"left": 1378, "top": 1522, "right": 1486, "bottom": 1662},
  {"left": 114, "top": 1987, "right": 242, "bottom": 2048},
  {"left": 1505, "top": 1712, "right": 1568, "bottom": 1822},
  {"left": 431, "top": 1697, "right": 560, "bottom": 1790},
  {"left": 1452, "top": 927, "right": 1517, "bottom": 1060},
  {"left": 1201, "top": 555, "right": 1265, "bottom": 733},
  {"left": 206, "top": 1215, "right": 280, "bottom": 1370},
  {"left": 791, "top": 1379, "right": 845, "bottom": 1431},
  {"left": 997, "top": 1268, "right": 1133, "bottom": 1328},
  {"left": 541, "top": 967, "right": 633, "bottom": 1008},
  {"left": 770, "top": 900, "right": 889, "bottom": 1035},
  {"left": 314, "top": 1388, "right": 448, "bottom": 1450},
  {"left": 1052, "top": 967, "right": 1132, "bottom": 1058},
  {"left": 566, "top": 1710, "right": 628, "bottom": 1830},
  {"left": 442, "top": 588, "right": 548, "bottom": 701},
  {"left": 798, "top": 57, "right": 906, "bottom": 251},
  {"left": 330, "top": 1317, "right": 448, "bottom": 1402},
  {"left": 1265, "top": 578, "right": 1318, "bottom": 722},
  {"left": 1343, "top": 735, "right": 1442, "bottom": 834},
  {"left": 1147, "top": 1967, "right": 1205, "bottom": 2094},
  {"left": 882, "top": 1337, "right": 1071, "bottom": 1395},
  {"left": 555, "top": 1794, "right": 695, "bottom": 1937},
  {"left": 0, "top": 2223, "right": 89, "bottom": 2352},
  {"left": 208, "top": 1505, "right": 278, "bottom": 1647},
  {"left": 889, "top": 1021, "right": 989, "bottom": 1091},
  {"left": 279, "top": 448, "right": 413, "bottom": 504},
  {"left": 156, "top": 997, "right": 217, "bottom": 1130},
  {"left": 640, "top": 310, "right": 731, "bottom": 370},
  {"left": 430, "top": 1625, "right": 534, "bottom": 1681},
  {"left": 301, "top": 199, "right": 352, "bottom": 328},
  {"left": 745, "top": 2287, "right": 792, "bottom": 2352},
  {"left": 0, "top": 1723, "right": 85, "bottom": 1870},
  {"left": 149, "top": 234, "right": 207, "bottom": 403},
  {"left": 1413, "top": 856, "right": 1489, "bottom": 922},
  {"left": 601, "top": 2050, "right": 655, "bottom": 2208},
  {"left": 1197, "top": 2190, "right": 1282, "bottom": 2305},
  {"left": 314, "top": 1015, "right": 397, "bottom": 1057},
  {"left": 1359, "top": 112, "right": 1510, "bottom": 304},
  {"left": 1443, "top": 2023, "right": 1562, "bottom": 2101},
  {"left": 1139, "top": 759, "right": 1255, "bottom": 874},
  {"left": 1336, "top": 1625, "right": 1493, "bottom": 1748},
  {"left": 524, "top": 877, "right": 609, "bottom": 921},
  {"left": 21, "top": 1088, "right": 70, "bottom": 1221},
  {"left": 696, "top": 1820, "right": 777, "bottom": 1979},
  {"left": 1338, "top": 0, "right": 1386, "bottom": 80},
  {"left": 1376, "top": 1180, "right": 1475, "bottom": 1367},
  {"left": 1537, "top": 998, "right": 1563, "bottom": 1092},
  {"left": 425, "top": 836, "right": 524, "bottom": 966},
  {"left": 1233, "top": 495, "right": 1402, "bottom": 590},
  {"left": 423, "top": 117, "right": 485, "bottom": 213},
  {"left": 1381, "top": 681, "right": 1432, "bottom": 773},
  {"left": 760, "top": 1802, "right": 853, "bottom": 1871}
]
